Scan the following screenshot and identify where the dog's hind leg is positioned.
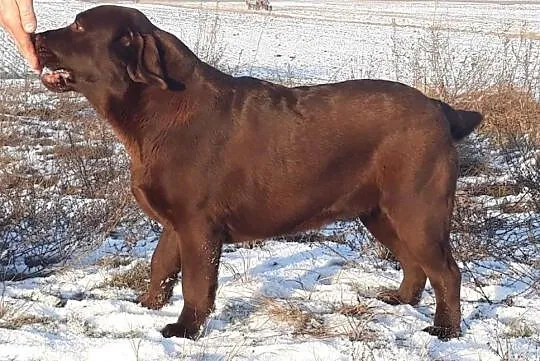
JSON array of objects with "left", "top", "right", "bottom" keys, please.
[
  {"left": 138, "top": 227, "right": 181, "bottom": 309},
  {"left": 361, "top": 209, "right": 427, "bottom": 306},
  {"left": 381, "top": 186, "right": 461, "bottom": 339},
  {"left": 400, "top": 200, "right": 461, "bottom": 339}
]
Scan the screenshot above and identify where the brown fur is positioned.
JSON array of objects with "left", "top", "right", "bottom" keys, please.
[{"left": 33, "top": 5, "right": 482, "bottom": 340}]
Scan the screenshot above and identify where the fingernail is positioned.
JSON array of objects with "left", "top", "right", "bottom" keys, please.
[{"left": 24, "top": 23, "right": 35, "bottom": 32}]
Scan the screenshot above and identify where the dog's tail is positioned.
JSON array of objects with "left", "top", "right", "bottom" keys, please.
[{"left": 432, "top": 99, "right": 483, "bottom": 141}]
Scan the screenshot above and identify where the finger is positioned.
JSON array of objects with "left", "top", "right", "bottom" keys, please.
[
  {"left": 7, "top": 18, "right": 40, "bottom": 71},
  {"left": 0, "top": 0, "right": 18, "bottom": 29},
  {"left": 16, "top": 0, "right": 36, "bottom": 33},
  {"left": 22, "top": 39, "right": 40, "bottom": 71},
  {"left": 0, "top": 0, "right": 39, "bottom": 71}
]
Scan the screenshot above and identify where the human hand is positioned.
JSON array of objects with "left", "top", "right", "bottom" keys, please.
[{"left": 0, "top": 0, "right": 39, "bottom": 71}]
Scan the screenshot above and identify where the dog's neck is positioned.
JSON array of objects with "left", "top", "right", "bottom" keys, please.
[{"left": 87, "top": 59, "right": 225, "bottom": 161}]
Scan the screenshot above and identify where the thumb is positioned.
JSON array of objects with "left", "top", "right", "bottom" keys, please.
[{"left": 16, "top": 0, "right": 36, "bottom": 33}]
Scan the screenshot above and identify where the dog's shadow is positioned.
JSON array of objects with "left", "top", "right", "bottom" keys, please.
[
  {"left": 207, "top": 243, "right": 350, "bottom": 333},
  {"left": 253, "top": 248, "right": 347, "bottom": 299}
]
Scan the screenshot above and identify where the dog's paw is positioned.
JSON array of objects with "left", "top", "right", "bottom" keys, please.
[
  {"left": 423, "top": 325, "right": 461, "bottom": 340},
  {"left": 376, "top": 288, "right": 421, "bottom": 306},
  {"left": 137, "top": 292, "right": 167, "bottom": 310},
  {"left": 161, "top": 322, "right": 199, "bottom": 339},
  {"left": 376, "top": 289, "right": 403, "bottom": 305}
]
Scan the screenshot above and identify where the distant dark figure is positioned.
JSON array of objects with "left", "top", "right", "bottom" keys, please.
[{"left": 246, "top": 0, "right": 272, "bottom": 11}]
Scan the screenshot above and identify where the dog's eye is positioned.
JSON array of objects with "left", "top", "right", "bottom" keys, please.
[
  {"left": 70, "top": 21, "right": 85, "bottom": 33},
  {"left": 117, "top": 31, "right": 134, "bottom": 47},
  {"left": 119, "top": 35, "right": 132, "bottom": 47}
]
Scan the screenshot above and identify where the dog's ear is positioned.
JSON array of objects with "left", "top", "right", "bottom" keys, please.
[
  {"left": 150, "top": 29, "right": 196, "bottom": 88},
  {"left": 122, "top": 31, "right": 168, "bottom": 90}
]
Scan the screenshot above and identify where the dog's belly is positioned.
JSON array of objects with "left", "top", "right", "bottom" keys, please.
[
  {"left": 226, "top": 211, "right": 353, "bottom": 242},
  {"left": 224, "top": 182, "right": 380, "bottom": 242}
]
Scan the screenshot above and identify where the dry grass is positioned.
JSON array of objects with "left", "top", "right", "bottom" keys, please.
[
  {"left": 106, "top": 261, "right": 151, "bottom": 294},
  {"left": 261, "top": 297, "right": 377, "bottom": 341},
  {"left": 337, "top": 303, "right": 371, "bottom": 318},
  {"left": 277, "top": 231, "right": 346, "bottom": 244},
  {"left": 262, "top": 298, "right": 327, "bottom": 337},
  {"left": 0, "top": 314, "right": 53, "bottom": 330},
  {"left": 487, "top": 318, "right": 540, "bottom": 361},
  {"left": 377, "top": 22, "right": 540, "bottom": 294},
  {"left": 0, "top": 11, "right": 538, "bottom": 300},
  {"left": 504, "top": 319, "right": 536, "bottom": 339},
  {"left": 95, "top": 256, "right": 135, "bottom": 269},
  {"left": 335, "top": 301, "right": 377, "bottom": 342},
  {"left": 54, "top": 144, "right": 115, "bottom": 161},
  {"left": 370, "top": 243, "right": 398, "bottom": 263},
  {"left": 462, "top": 183, "right": 523, "bottom": 198},
  {"left": 0, "top": 294, "right": 52, "bottom": 330}
]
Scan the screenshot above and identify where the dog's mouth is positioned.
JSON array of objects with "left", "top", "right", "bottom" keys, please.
[
  {"left": 40, "top": 66, "right": 74, "bottom": 92},
  {"left": 36, "top": 46, "right": 75, "bottom": 92}
]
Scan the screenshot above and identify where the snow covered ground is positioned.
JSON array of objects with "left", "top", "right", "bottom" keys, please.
[
  {"left": 0, "top": 1, "right": 539, "bottom": 360},
  {"left": 1, "top": 236, "right": 539, "bottom": 360}
]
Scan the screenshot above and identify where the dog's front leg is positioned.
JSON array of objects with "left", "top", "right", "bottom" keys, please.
[
  {"left": 138, "top": 227, "right": 180, "bottom": 309},
  {"left": 160, "top": 222, "right": 223, "bottom": 339}
]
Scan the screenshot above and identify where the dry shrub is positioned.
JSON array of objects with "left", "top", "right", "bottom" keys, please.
[
  {"left": 1, "top": 17, "right": 538, "bottom": 301},
  {"left": 450, "top": 135, "right": 539, "bottom": 291},
  {"left": 384, "top": 22, "right": 540, "bottom": 294},
  {"left": 454, "top": 85, "right": 540, "bottom": 142},
  {"left": 0, "top": 82, "right": 153, "bottom": 280},
  {"left": 448, "top": 89, "right": 539, "bottom": 288},
  {"left": 193, "top": 9, "right": 226, "bottom": 68}
]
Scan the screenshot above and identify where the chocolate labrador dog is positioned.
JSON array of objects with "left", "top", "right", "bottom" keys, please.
[{"left": 33, "top": 5, "right": 482, "bottom": 340}]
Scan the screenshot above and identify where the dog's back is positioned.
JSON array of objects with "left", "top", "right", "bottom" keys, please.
[{"left": 181, "top": 78, "right": 474, "bottom": 241}]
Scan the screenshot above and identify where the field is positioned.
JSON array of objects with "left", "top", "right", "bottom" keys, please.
[{"left": 0, "top": 0, "right": 539, "bottom": 360}]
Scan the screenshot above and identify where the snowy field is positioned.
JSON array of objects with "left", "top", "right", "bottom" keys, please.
[
  {"left": 1, "top": 0, "right": 539, "bottom": 84},
  {"left": 1, "top": 1, "right": 539, "bottom": 360}
]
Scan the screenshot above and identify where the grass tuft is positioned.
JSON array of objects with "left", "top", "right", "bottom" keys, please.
[
  {"left": 262, "top": 298, "right": 327, "bottom": 337},
  {"left": 106, "top": 261, "right": 151, "bottom": 294}
]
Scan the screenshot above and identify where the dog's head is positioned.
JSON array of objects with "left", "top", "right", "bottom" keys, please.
[{"left": 33, "top": 5, "right": 186, "bottom": 94}]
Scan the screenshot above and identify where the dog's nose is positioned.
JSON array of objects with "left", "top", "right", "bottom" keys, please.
[
  {"left": 32, "top": 33, "right": 50, "bottom": 49},
  {"left": 32, "top": 33, "right": 42, "bottom": 45}
]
